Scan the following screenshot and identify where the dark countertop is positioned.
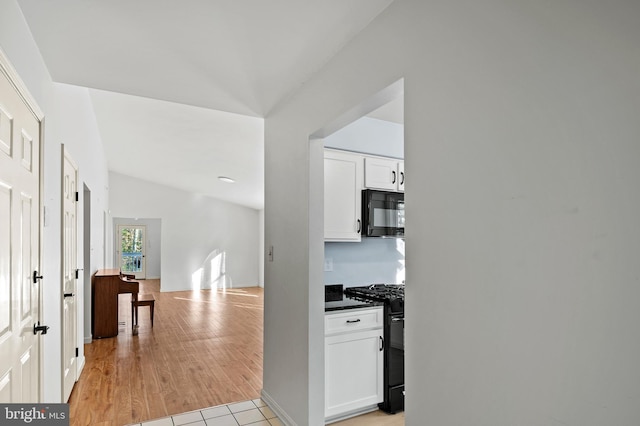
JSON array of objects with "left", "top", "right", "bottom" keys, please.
[{"left": 325, "top": 294, "right": 381, "bottom": 312}]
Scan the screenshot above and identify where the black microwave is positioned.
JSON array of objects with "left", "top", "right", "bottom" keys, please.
[{"left": 362, "top": 189, "right": 404, "bottom": 237}]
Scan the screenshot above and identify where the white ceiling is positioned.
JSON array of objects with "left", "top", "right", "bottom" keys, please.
[
  {"left": 18, "top": 0, "right": 399, "bottom": 209},
  {"left": 89, "top": 89, "right": 265, "bottom": 209}
]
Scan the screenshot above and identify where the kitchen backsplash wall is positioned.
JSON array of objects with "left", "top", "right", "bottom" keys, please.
[{"left": 324, "top": 238, "right": 405, "bottom": 287}]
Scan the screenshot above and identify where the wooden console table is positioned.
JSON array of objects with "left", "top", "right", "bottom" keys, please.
[{"left": 91, "top": 269, "right": 139, "bottom": 338}]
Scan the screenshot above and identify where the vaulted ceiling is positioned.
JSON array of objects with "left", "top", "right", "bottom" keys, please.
[{"left": 18, "top": 0, "right": 398, "bottom": 209}]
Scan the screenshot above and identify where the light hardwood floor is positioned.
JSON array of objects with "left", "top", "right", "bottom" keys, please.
[
  {"left": 69, "top": 279, "right": 403, "bottom": 426},
  {"left": 334, "top": 410, "right": 405, "bottom": 426},
  {"left": 69, "top": 280, "right": 263, "bottom": 425}
]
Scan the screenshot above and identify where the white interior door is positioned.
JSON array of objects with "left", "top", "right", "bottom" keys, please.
[
  {"left": 0, "top": 52, "right": 43, "bottom": 402},
  {"left": 62, "top": 147, "right": 78, "bottom": 402},
  {"left": 117, "top": 225, "right": 146, "bottom": 279}
]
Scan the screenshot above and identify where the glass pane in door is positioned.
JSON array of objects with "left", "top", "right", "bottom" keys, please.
[{"left": 120, "top": 227, "right": 143, "bottom": 274}]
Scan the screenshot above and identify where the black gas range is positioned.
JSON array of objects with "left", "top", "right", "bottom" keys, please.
[
  {"left": 344, "top": 284, "right": 404, "bottom": 313},
  {"left": 344, "top": 284, "right": 405, "bottom": 414}
]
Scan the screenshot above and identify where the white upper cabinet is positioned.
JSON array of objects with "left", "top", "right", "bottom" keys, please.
[
  {"left": 364, "top": 156, "right": 404, "bottom": 192},
  {"left": 324, "top": 149, "right": 363, "bottom": 241}
]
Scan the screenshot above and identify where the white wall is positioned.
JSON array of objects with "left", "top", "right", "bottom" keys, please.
[
  {"left": 49, "top": 82, "right": 110, "bottom": 370},
  {"left": 264, "top": 1, "right": 640, "bottom": 425},
  {"left": 109, "top": 172, "right": 260, "bottom": 292},
  {"left": 1, "top": 1, "right": 110, "bottom": 402}
]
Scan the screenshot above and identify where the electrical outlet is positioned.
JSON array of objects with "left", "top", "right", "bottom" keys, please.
[{"left": 324, "top": 258, "right": 333, "bottom": 272}]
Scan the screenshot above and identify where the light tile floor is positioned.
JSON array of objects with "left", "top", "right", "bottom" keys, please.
[{"left": 131, "top": 399, "right": 283, "bottom": 426}]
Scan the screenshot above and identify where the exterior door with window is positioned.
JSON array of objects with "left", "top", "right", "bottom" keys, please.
[{"left": 117, "top": 225, "right": 146, "bottom": 279}]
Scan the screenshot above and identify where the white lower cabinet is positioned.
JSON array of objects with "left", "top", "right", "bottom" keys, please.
[{"left": 325, "top": 307, "right": 383, "bottom": 422}]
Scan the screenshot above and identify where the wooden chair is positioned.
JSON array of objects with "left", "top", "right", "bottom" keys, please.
[
  {"left": 119, "top": 272, "right": 155, "bottom": 333},
  {"left": 131, "top": 293, "right": 155, "bottom": 329}
]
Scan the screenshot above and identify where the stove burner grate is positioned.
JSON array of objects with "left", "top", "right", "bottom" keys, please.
[{"left": 344, "top": 284, "right": 405, "bottom": 303}]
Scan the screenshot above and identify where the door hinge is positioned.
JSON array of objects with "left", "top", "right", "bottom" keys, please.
[
  {"left": 75, "top": 191, "right": 79, "bottom": 202},
  {"left": 75, "top": 347, "right": 79, "bottom": 357}
]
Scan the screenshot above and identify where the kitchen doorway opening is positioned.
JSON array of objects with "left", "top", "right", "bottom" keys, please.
[{"left": 309, "top": 77, "right": 405, "bottom": 424}]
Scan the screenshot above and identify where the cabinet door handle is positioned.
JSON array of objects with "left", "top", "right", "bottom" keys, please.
[
  {"left": 356, "top": 219, "right": 361, "bottom": 233},
  {"left": 379, "top": 336, "right": 384, "bottom": 351},
  {"left": 346, "top": 319, "right": 361, "bottom": 324},
  {"left": 400, "top": 171, "right": 405, "bottom": 185},
  {"left": 391, "top": 170, "right": 396, "bottom": 184}
]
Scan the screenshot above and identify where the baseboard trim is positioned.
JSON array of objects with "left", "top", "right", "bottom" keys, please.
[
  {"left": 77, "top": 355, "right": 86, "bottom": 380},
  {"left": 261, "top": 389, "right": 297, "bottom": 426},
  {"left": 325, "top": 405, "right": 378, "bottom": 424}
]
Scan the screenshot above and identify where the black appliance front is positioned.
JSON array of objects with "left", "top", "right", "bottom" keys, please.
[
  {"left": 380, "top": 309, "right": 404, "bottom": 413},
  {"left": 362, "top": 189, "right": 404, "bottom": 237},
  {"left": 324, "top": 284, "right": 344, "bottom": 302}
]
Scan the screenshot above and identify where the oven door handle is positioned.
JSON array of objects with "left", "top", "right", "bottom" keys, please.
[
  {"left": 391, "top": 317, "right": 404, "bottom": 322},
  {"left": 379, "top": 335, "right": 384, "bottom": 351}
]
